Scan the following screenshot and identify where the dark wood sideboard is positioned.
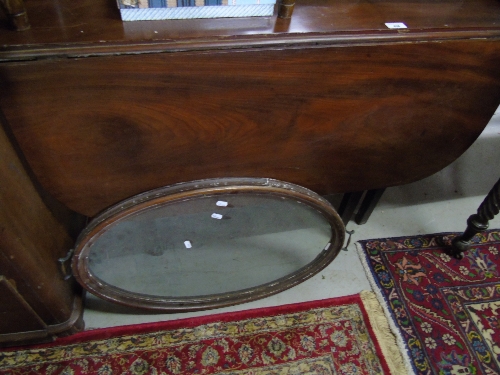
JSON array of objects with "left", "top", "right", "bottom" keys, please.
[{"left": 1, "top": 0, "right": 500, "bottom": 345}]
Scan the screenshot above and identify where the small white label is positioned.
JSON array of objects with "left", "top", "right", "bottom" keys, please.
[
  {"left": 385, "top": 22, "right": 408, "bottom": 29},
  {"left": 216, "top": 201, "right": 228, "bottom": 207},
  {"left": 184, "top": 241, "right": 192, "bottom": 249},
  {"left": 211, "top": 213, "right": 223, "bottom": 219},
  {"left": 324, "top": 243, "right": 331, "bottom": 251}
]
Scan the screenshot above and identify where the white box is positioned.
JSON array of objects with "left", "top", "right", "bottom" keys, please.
[{"left": 118, "top": 0, "right": 277, "bottom": 21}]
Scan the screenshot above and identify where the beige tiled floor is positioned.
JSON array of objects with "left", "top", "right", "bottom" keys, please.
[{"left": 83, "top": 107, "right": 500, "bottom": 330}]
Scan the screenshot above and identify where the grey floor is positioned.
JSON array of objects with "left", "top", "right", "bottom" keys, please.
[{"left": 83, "top": 106, "right": 500, "bottom": 330}]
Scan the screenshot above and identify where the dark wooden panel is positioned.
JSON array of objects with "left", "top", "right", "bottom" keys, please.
[
  {"left": 0, "top": 120, "right": 77, "bottom": 324},
  {"left": 0, "top": 0, "right": 500, "bottom": 53},
  {"left": 1, "top": 39, "right": 499, "bottom": 216},
  {"left": 0, "top": 277, "right": 46, "bottom": 334}
]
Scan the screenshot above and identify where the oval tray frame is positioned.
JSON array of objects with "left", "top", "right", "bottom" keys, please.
[{"left": 72, "top": 177, "right": 345, "bottom": 312}]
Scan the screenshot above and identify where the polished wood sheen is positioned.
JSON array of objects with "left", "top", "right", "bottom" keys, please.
[
  {"left": 1, "top": 0, "right": 500, "bottom": 217},
  {"left": 0, "top": 120, "right": 83, "bottom": 344}
]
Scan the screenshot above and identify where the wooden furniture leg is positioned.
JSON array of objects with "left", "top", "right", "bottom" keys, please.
[
  {"left": 278, "top": 0, "right": 295, "bottom": 19},
  {"left": 337, "top": 189, "right": 385, "bottom": 225},
  {"left": 355, "top": 188, "right": 386, "bottom": 225},
  {"left": 337, "top": 191, "right": 364, "bottom": 225},
  {"left": 0, "top": 0, "right": 30, "bottom": 31},
  {"left": 444, "top": 178, "right": 500, "bottom": 259}
]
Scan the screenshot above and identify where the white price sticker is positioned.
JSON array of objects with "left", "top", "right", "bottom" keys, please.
[
  {"left": 385, "top": 22, "right": 408, "bottom": 29},
  {"left": 184, "top": 241, "right": 192, "bottom": 249},
  {"left": 216, "top": 201, "right": 228, "bottom": 207},
  {"left": 211, "top": 213, "right": 223, "bottom": 220}
]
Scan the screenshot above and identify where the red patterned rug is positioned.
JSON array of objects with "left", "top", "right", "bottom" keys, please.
[
  {"left": 0, "top": 293, "right": 406, "bottom": 375},
  {"left": 357, "top": 229, "right": 500, "bottom": 375}
]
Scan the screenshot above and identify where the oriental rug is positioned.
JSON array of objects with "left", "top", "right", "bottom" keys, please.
[
  {"left": 356, "top": 229, "right": 500, "bottom": 375},
  {"left": 0, "top": 292, "right": 407, "bottom": 375}
]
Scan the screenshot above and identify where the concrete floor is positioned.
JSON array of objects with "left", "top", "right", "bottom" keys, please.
[{"left": 82, "top": 106, "right": 500, "bottom": 330}]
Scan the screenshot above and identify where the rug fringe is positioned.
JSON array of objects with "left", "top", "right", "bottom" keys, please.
[
  {"left": 356, "top": 243, "right": 416, "bottom": 375},
  {"left": 360, "top": 291, "right": 409, "bottom": 375}
]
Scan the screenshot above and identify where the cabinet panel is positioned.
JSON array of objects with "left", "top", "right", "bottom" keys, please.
[
  {"left": 0, "top": 277, "right": 46, "bottom": 334},
  {"left": 0, "top": 120, "right": 83, "bottom": 346}
]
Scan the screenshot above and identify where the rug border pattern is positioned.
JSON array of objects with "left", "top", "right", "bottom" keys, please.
[
  {"left": 356, "top": 241, "right": 417, "bottom": 375},
  {"left": 356, "top": 230, "right": 500, "bottom": 375},
  {"left": 0, "top": 294, "right": 391, "bottom": 375}
]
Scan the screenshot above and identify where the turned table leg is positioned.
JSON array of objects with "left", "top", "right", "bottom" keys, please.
[
  {"left": 278, "top": 0, "right": 295, "bottom": 19},
  {"left": 444, "top": 178, "right": 500, "bottom": 259},
  {"left": 0, "top": 0, "right": 30, "bottom": 31}
]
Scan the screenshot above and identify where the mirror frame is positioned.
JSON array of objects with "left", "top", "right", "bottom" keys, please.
[{"left": 71, "top": 178, "right": 345, "bottom": 312}]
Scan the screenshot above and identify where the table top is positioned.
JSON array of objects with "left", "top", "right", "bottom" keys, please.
[
  {"left": 2, "top": 0, "right": 500, "bottom": 217},
  {"left": 1, "top": 0, "right": 500, "bottom": 59}
]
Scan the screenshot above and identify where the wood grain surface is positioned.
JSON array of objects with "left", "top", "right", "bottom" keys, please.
[
  {"left": 1, "top": 39, "right": 499, "bottom": 216},
  {"left": 0, "top": 121, "right": 77, "bottom": 326},
  {"left": 1, "top": 0, "right": 500, "bottom": 217},
  {"left": 1, "top": 0, "right": 500, "bottom": 52}
]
